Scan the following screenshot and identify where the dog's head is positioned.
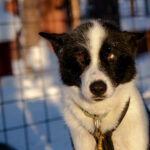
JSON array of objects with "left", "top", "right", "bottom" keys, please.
[{"left": 39, "top": 20, "right": 143, "bottom": 103}]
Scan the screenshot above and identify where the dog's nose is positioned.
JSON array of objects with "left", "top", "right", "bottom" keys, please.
[{"left": 90, "top": 80, "right": 107, "bottom": 96}]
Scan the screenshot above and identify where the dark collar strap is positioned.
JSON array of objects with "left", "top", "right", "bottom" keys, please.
[
  {"left": 71, "top": 98, "right": 130, "bottom": 150},
  {"left": 101, "top": 98, "right": 130, "bottom": 150},
  {"left": 110, "top": 98, "right": 130, "bottom": 133}
]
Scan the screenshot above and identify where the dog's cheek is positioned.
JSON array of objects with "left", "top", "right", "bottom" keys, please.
[
  {"left": 80, "top": 76, "right": 93, "bottom": 101},
  {"left": 114, "top": 57, "right": 136, "bottom": 84},
  {"left": 58, "top": 57, "right": 82, "bottom": 87},
  {"left": 100, "top": 56, "right": 136, "bottom": 86},
  {"left": 60, "top": 69, "right": 81, "bottom": 87}
]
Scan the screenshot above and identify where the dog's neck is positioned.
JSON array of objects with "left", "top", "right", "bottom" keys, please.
[
  {"left": 63, "top": 81, "right": 132, "bottom": 113},
  {"left": 73, "top": 100, "right": 109, "bottom": 121},
  {"left": 73, "top": 98, "right": 130, "bottom": 150},
  {"left": 72, "top": 97, "right": 130, "bottom": 132},
  {"left": 63, "top": 82, "right": 133, "bottom": 133}
]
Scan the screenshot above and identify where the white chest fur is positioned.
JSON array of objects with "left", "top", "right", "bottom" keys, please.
[{"left": 62, "top": 82, "right": 149, "bottom": 150}]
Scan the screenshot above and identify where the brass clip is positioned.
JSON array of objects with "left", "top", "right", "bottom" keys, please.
[{"left": 94, "top": 119, "right": 104, "bottom": 150}]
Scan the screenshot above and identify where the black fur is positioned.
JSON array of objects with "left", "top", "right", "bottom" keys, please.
[
  {"left": 99, "top": 21, "right": 144, "bottom": 85},
  {"left": 59, "top": 45, "right": 90, "bottom": 86},
  {"left": 100, "top": 32, "right": 136, "bottom": 85},
  {"left": 39, "top": 22, "right": 93, "bottom": 86},
  {"left": 39, "top": 20, "right": 143, "bottom": 87}
]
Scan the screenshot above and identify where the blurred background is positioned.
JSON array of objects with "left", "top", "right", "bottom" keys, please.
[{"left": 0, "top": 0, "right": 150, "bottom": 150}]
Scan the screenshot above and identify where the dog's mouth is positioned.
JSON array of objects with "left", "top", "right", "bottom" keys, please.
[
  {"left": 92, "top": 96, "right": 106, "bottom": 101},
  {"left": 80, "top": 91, "right": 106, "bottom": 102}
]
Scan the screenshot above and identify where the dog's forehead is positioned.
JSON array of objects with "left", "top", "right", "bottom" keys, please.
[
  {"left": 70, "top": 21, "right": 128, "bottom": 56},
  {"left": 71, "top": 20, "right": 108, "bottom": 66},
  {"left": 86, "top": 21, "right": 107, "bottom": 60},
  {"left": 69, "top": 21, "right": 107, "bottom": 56},
  {"left": 72, "top": 20, "right": 107, "bottom": 47},
  {"left": 67, "top": 20, "right": 125, "bottom": 58}
]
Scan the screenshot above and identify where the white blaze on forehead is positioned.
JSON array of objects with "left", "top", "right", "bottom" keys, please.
[
  {"left": 87, "top": 21, "right": 107, "bottom": 64},
  {"left": 81, "top": 21, "right": 114, "bottom": 102}
]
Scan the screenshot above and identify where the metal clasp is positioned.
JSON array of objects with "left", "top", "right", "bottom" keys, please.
[
  {"left": 94, "top": 119, "right": 101, "bottom": 132},
  {"left": 94, "top": 119, "right": 104, "bottom": 150}
]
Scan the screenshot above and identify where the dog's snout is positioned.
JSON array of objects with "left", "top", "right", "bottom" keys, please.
[{"left": 90, "top": 80, "right": 107, "bottom": 96}]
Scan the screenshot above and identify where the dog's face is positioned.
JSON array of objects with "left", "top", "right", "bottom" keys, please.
[{"left": 39, "top": 20, "right": 143, "bottom": 103}]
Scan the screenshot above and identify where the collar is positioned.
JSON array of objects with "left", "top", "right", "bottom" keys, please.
[
  {"left": 83, "top": 108, "right": 108, "bottom": 121},
  {"left": 80, "top": 98, "right": 130, "bottom": 133},
  {"left": 73, "top": 100, "right": 108, "bottom": 121},
  {"left": 80, "top": 98, "right": 130, "bottom": 125},
  {"left": 101, "top": 98, "right": 130, "bottom": 150},
  {"left": 73, "top": 98, "right": 130, "bottom": 150}
]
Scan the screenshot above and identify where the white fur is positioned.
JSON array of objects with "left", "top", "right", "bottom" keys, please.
[
  {"left": 62, "top": 81, "right": 149, "bottom": 150},
  {"left": 60, "top": 21, "right": 149, "bottom": 150},
  {"left": 87, "top": 20, "right": 106, "bottom": 64},
  {"left": 81, "top": 21, "right": 115, "bottom": 102}
]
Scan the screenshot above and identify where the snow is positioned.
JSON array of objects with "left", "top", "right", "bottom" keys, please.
[
  {"left": 7, "top": 128, "right": 26, "bottom": 150},
  {"left": 4, "top": 101, "right": 24, "bottom": 129},
  {"left": 27, "top": 40, "right": 56, "bottom": 71},
  {"left": 136, "top": 53, "right": 150, "bottom": 112},
  {"left": 143, "top": 90, "right": 150, "bottom": 99},
  {"left": 0, "top": 10, "right": 22, "bottom": 42},
  {"left": 0, "top": 39, "right": 72, "bottom": 150},
  {"left": 0, "top": 0, "right": 5, "bottom": 10}
]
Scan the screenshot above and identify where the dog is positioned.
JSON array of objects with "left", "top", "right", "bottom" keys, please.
[{"left": 39, "top": 19, "right": 149, "bottom": 150}]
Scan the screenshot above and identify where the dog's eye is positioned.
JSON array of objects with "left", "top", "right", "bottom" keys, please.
[
  {"left": 77, "top": 54, "right": 85, "bottom": 63},
  {"left": 76, "top": 52, "right": 90, "bottom": 66},
  {"left": 107, "top": 53, "right": 115, "bottom": 61}
]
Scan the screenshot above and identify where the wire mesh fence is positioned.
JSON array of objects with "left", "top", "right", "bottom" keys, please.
[{"left": 0, "top": 0, "right": 150, "bottom": 150}]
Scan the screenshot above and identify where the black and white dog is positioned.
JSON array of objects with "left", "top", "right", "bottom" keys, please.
[{"left": 40, "top": 20, "right": 149, "bottom": 150}]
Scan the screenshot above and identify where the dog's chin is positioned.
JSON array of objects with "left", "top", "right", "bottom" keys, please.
[
  {"left": 80, "top": 91, "right": 115, "bottom": 103},
  {"left": 80, "top": 92, "right": 106, "bottom": 103},
  {"left": 92, "top": 97, "right": 106, "bottom": 102},
  {"left": 92, "top": 92, "right": 115, "bottom": 102}
]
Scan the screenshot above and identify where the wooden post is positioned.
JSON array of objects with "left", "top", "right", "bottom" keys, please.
[
  {"left": 22, "top": 0, "right": 40, "bottom": 72},
  {"left": 70, "top": 0, "right": 80, "bottom": 29},
  {"left": 130, "top": 0, "right": 135, "bottom": 17}
]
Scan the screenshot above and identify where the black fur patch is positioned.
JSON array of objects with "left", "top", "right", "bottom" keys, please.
[
  {"left": 100, "top": 31, "right": 137, "bottom": 85},
  {"left": 59, "top": 45, "right": 90, "bottom": 86},
  {"left": 39, "top": 20, "right": 143, "bottom": 87},
  {"left": 98, "top": 20, "right": 144, "bottom": 85},
  {"left": 57, "top": 22, "right": 93, "bottom": 86},
  {"left": 40, "top": 22, "right": 93, "bottom": 86}
]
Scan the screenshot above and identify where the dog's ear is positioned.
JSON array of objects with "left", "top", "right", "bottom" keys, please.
[
  {"left": 39, "top": 32, "right": 68, "bottom": 56},
  {"left": 122, "top": 31, "right": 144, "bottom": 57},
  {"left": 122, "top": 31, "right": 144, "bottom": 44}
]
